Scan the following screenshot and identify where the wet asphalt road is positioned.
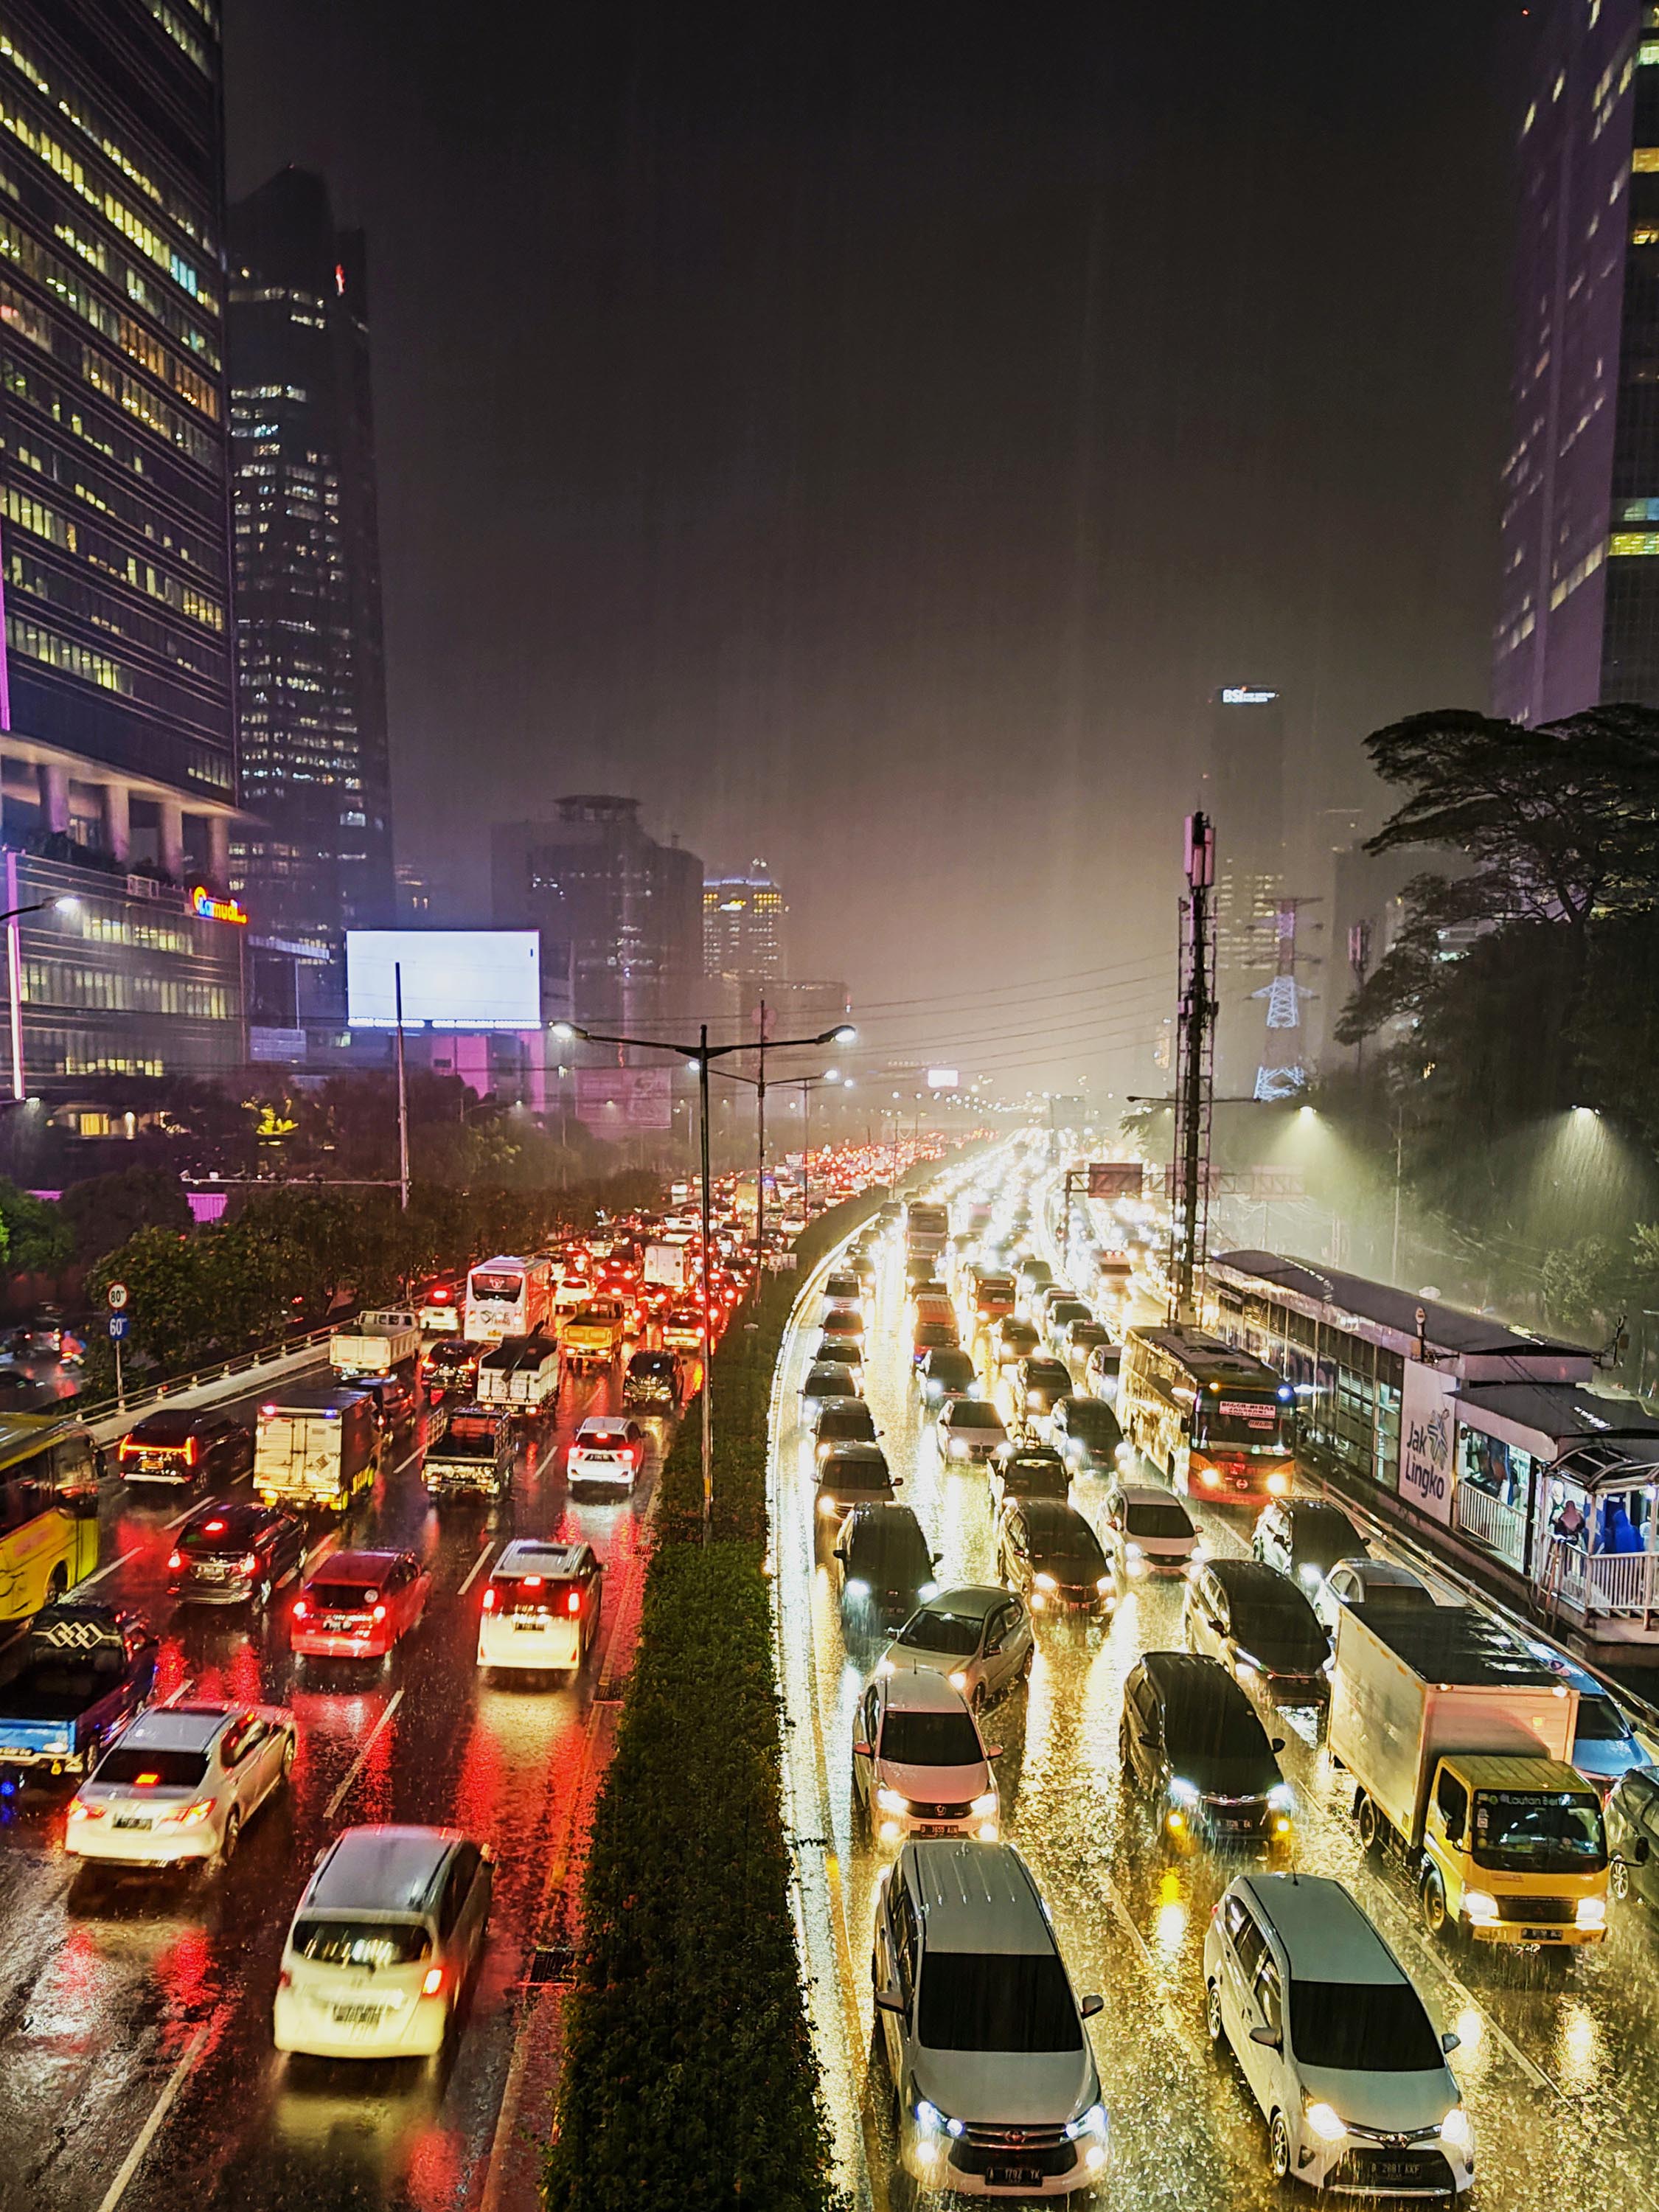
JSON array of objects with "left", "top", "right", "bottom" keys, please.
[
  {"left": 0, "top": 1366, "right": 669, "bottom": 2212},
  {"left": 776, "top": 1229, "right": 1659, "bottom": 2211}
]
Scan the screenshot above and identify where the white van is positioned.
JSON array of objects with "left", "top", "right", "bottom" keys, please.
[
  {"left": 273, "top": 1825, "right": 491, "bottom": 2059},
  {"left": 872, "top": 1840, "right": 1107, "bottom": 2197},
  {"left": 476, "top": 1540, "right": 602, "bottom": 1680},
  {"left": 1202, "top": 1871, "right": 1472, "bottom": 2197}
]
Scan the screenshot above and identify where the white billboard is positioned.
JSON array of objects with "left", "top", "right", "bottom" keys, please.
[
  {"left": 1399, "top": 1358, "right": 1457, "bottom": 1528},
  {"left": 346, "top": 931, "right": 540, "bottom": 1031},
  {"left": 925, "top": 1067, "right": 960, "bottom": 1089}
]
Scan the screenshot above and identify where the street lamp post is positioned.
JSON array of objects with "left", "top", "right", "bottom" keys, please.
[
  {"left": 554, "top": 1017, "right": 855, "bottom": 1543},
  {"left": 0, "top": 893, "right": 78, "bottom": 1100}
]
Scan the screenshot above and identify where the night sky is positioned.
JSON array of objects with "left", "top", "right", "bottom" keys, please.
[{"left": 224, "top": 1, "right": 1520, "bottom": 1088}]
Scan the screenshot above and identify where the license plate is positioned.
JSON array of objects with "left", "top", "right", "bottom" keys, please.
[
  {"left": 113, "top": 1815, "right": 151, "bottom": 1831},
  {"left": 987, "top": 2165, "right": 1043, "bottom": 2190},
  {"left": 1524, "top": 1928, "right": 1561, "bottom": 1942},
  {"left": 513, "top": 1619, "right": 549, "bottom": 1633},
  {"left": 1372, "top": 2161, "right": 1416, "bottom": 2183},
  {"left": 332, "top": 2004, "right": 385, "bottom": 2026},
  {"left": 195, "top": 1562, "right": 229, "bottom": 1580},
  {"left": 914, "top": 1823, "right": 951, "bottom": 1837}
]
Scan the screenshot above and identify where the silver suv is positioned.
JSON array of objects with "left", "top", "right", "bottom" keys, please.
[{"left": 872, "top": 1840, "right": 1107, "bottom": 2198}]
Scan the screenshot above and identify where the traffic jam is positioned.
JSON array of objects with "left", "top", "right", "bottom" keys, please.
[
  {"left": 776, "top": 1141, "right": 1659, "bottom": 2210},
  {"left": 0, "top": 1151, "right": 868, "bottom": 2210}
]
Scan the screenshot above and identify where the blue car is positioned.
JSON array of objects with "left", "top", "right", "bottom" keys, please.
[{"left": 1528, "top": 1642, "right": 1646, "bottom": 1795}]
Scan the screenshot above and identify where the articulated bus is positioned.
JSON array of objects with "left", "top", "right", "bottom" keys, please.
[
  {"left": 463, "top": 1255, "right": 554, "bottom": 1347},
  {"left": 1118, "top": 1326, "right": 1295, "bottom": 1503},
  {"left": 0, "top": 1414, "right": 100, "bottom": 1620}
]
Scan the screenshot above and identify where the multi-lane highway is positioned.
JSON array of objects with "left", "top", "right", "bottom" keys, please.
[
  {"left": 0, "top": 1369, "right": 665, "bottom": 2212},
  {"left": 775, "top": 1174, "right": 1659, "bottom": 2211}
]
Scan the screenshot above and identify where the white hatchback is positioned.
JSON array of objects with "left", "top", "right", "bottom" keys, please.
[
  {"left": 568, "top": 1417, "right": 644, "bottom": 1491},
  {"left": 67, "top": 1700, "right": 295, "bottom": 1868},
  {"left": 1203, "top": 1871, "right": 1472, "bottom": 2197},
  {"left": 274, "top": 1824, "right": 491, "bottom": 2059},
  {"left": 852, "top": 1669, "right": 1001, "bottom": 1846}
]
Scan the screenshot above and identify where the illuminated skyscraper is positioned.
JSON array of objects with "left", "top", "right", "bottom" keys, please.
[
  {"left": 1493, "top": 1, "right": 1659, "bottom": 720},
  {"left": 703, "top": 860, "right": 786, "bottom": 979},
  {"left": 1200, "top": 685, "right": 1287, "bottom": 1095}
]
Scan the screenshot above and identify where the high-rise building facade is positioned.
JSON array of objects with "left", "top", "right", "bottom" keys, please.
[
  {"left": 1199, "top": 685, "right": 1287, "bottom": 1095},
  {"left": 226, "top": 166, "right": 393, "bottom": 967},
  {"left": 0, "top": 0, "right": 248, "bottom": 1091},
  {"left": 703, "top": 860, "right": 785, "bottom": 979},
  {"left": 492, "top": 796, "right": 703, "bottom": 1038},
  {"left": 1493, "top": 1, "right": 1659, "bottom": 723}
]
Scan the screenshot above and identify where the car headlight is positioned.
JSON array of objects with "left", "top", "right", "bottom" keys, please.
[
  {"left": 1304, "top": 2100, "right": 1347, "bottom": 2144},
  {"left": 1169, "top": 1777, "right": 1199, "bottom": 1806},
  {"left": 948, "top": 1670, "right": 969, "bottom": 1691},
  {"left": 1096, "top": 1576, "right": 1112, "bottom": 1595},
  {"left": 1268, "top": 1783, "right": 1293, "bottom": 1811},
  {"left": 1113, "top": 1441, "right": 1133, "bottom": 1462},
  {"left": 1439, "top": 2106, "right": 1472, "bottom": 2151},
  {"left": 1065, "top": 2103, "right": 1109, "bottom": 2143},
  {"left": 845, "top": 1578, "right": 869, "bottom": 1599},
  {"left": 876, "top": 1658, "right": 895, "bottom": 1677},
  {"left": 818, "top": 1495, "right": 841, "bottom": 1516},
  {"left": 1235, "top": 1660, "right": 1259, "bottom": 1685},
  {"left": 877, "top": 1787, "right": 910, "bottom": 1815},
  {"left": 1126, "top": 1541, "right": 1143, "bottom": 1559},
  {"left": 1463, "top": 1890, "right": 1499, "bottom": 1925},
  {"left": 1034, "top": 1571, "right": 1057, "bottom": 1592},
  {"left": 950, "top": 1438, "right": 969, "bottom": 1458},
  {"left": 915, "top": 2098, "right": 964, "bottom": 2139},
  {"left": 970, "top": 1790, "right": 998, "bottom": 1818},
  {"left": 1298, "top": 1565, "right": 1321, "bottom": 1586},
  {"left": 1267, "top": 1470, "right": 1290, "bottom": 1496},
  {"left": 1028, "top": 1390, "right": 1044, "bottom": 1408},
  {"left": 1577, "top": 1894, "right": 1607, "bottom": 1927}
]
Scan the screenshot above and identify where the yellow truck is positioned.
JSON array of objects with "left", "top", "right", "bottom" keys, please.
[
  {"left": 560, "top": 1299, "right": 629, "bottom": 1377},
  {"left": 1330, "top": 1601, "right": 1608, "bottom": 1951}
]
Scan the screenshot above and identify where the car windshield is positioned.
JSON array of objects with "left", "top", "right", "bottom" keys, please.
[
  {"left": 1234, "top": 1592, "right": 1326, "bottom": 1659},
  {"left": 949, "top": 1405, "right": 1001, "bottom": 1430},
  {"left": 471, "top": 1274, "right": 521, "bottom": 1300},
  {"left": 97, "top": 1747, "right": 209, "bottom": 1788},
  {"left": 818, "top": 1410, "right": 874, "bottom": 1440},
  {"left": 1576, "top": 1697, "right": 1635, "bottom": 1744},
  {"left": 851, "top": 1525, "right": 931, "bottom": 1580},
  {"left": 1295, "top": 1516, "right": 1362, "bottom": 1572},
  {"left": 895, "top": 1608, "right": 984, "bottom": 1656},
  {"left": 825, "top": 1464, "right": 889, "bottom": 1494},
  {"left": 1004, "top": 1463, "right": 1067, "bottom": 1498},
  {"left": 880, "top": 1710, "right": 983, "bottom": 1766},
  {"left": 307, "top": 1581, "right": 384, "bottom": 1610},
  {"left": 915, "top": 1325, "right": 956, "bottom": 1348},
  {"left": 180, "top": 1522, "right": 251, "bottom": 1554},
  {"left": 1062, "top": 1404, "right": 1118, "bottom": 1441},
  {"left": 1289, "top": 1978, "right": 1444, "bottom": 2073},
  {"left": 1126, "top": 1500, "right": 1194, "bottom": 1539},
  {"left": 1163, "top": 1689, "right": 1273, "bottom": 1777},
  {"left": 291, "top": 1916, "right": 431, "bottom": 1967},
  {"left": 1035, "top": 1526, "right": 1105, "bottom": 1571},
  {"left": 1472, "top": 1790, "right": 1607, "bottom": 1874},
  {"left": 917, "top": 1950, "right": 1082, "bottom": 2053}
]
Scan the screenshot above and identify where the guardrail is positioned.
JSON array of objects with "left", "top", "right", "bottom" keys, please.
[{"left": 73, "top": 1322, "right": 341, "bottom": 1441}]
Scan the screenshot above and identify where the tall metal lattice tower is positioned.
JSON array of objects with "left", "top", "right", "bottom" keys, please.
[
  {"left": 1169, "top": 812, "right": 1217, "bottom": 1324},
  {"left": 1251, "top": 897, "right": 1317, "bottom": 1101}
]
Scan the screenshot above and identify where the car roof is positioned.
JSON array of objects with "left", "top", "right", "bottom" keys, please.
[
  {"left": 308, "top": 1824, "right": 462, "bottom": 1915},
  {"left": 1288, "top": 1501, "right": 1360, "bottom": 1534},
  {"left": 120, "top": 1704, "right": 240, "bottom": 1752},
  {"left": 1019, "top": 1500, "right": 1099, "bottom": 1542},
  {"left": 917, "top": 1585, "right": 1006, "bottom": 1621},
  {"left": 130, "top": 1408, "right": 221, "bottom": 1439},
  {"left": 1209, "top": 1557, "right": 1306, "bottom": 1600},
  {"left": 1237, "top": 1873, "right": 1405, "bottom": 1985},
  {"left": 944, "top": 1399, "right": 1001, "bottom": 1420},
  {"left": 1140, "top": 1649, "right": 1236, "bottom": 1701},
  {"left": 184, "top": 1500, "right": 276, "bottom": 1538},
  {"left": 1342, "top": 1558, "right": 1426, "bottom": 1589},
  {"left": 1118, "top": 1481, "right": 1189, "bottom": 1509},
  {"left": 820, "top": 1441, "right": 888, "bottom": 1468},
  {"left": 312, "top": 1549, "right": 408, "bottom": 1576},
  {"left": 907, "top": 1842, "right": 1054, "bottom": 1956},
  {"left": 495, "top": 1539, "right": 592, "bottom": 1579},
  {"left": 577, "top": 1415, "right": 635, "bottom": 1433},
  {"left": 881, "top": 1666, "right": 972, "bottom": 1715},
  {"left": 847, "top": 1501, "right": 925, "bottom": 1537}
]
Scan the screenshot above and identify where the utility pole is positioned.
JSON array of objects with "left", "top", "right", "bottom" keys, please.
[
  {"left": 394, "top": 960, "right": 411, "bottom": 1211},
  {"left": 1170, "top": 811, "right": 1217, "bottom": 1324},
  {"left": 698, "top": 1024, "right": 713, "bottom": 1531},
  {"left": 755, "top": 997, "right": 767, "bottom": 1276}
]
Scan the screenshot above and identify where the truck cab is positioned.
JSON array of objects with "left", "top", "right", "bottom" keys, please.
[{"left": 1419, "top": 1753, "right": 1607, "bottom": 1947}]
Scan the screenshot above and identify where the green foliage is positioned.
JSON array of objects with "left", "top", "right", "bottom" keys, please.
[
  {"left": 57, "top": 1168, "right": 190, "bottom": 1267},
  {"left": 0, "top": 1179, "right": 72, "bottom": 1277}
]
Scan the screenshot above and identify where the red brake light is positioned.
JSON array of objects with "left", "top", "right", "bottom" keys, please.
[
  {"left": 185, "top": 1436, "right": 198, "bottom": 1465},
  {"left": 118, "top": 1438, "right": 136, "bottom": 1458},
  {"left": 434, "top": 1287, "right": 449, "bottom": 1301},
  {"left": 481, "top": 1587, "right": 497, "bottom": 1610},
  {"left": 422, "top": 1966, "right": 445, "bottom": 1997},
  {"left": 523, "top": 1575, "right": 543, "bottom": 1588},
  {"left": 167, "top": 1550, "right": 183, "bottom": 1571},
  {"left": 134, "top": 1772, "right": 160, "bottom": 1788},
  {"left": 292, "top": 1599, "right": 308, "bottom": 1620},
  {"left": 566, "top": 1588, "right": 581, "bottom": 1615}
]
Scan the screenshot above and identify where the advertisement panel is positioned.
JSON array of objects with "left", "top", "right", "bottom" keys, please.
[
  {"left": 1087, "top": 1162, "right": 1143, "bottom": 1200},
  {"left": 574, "top": 1067, "right": 673, "bottom": 1130},
  {"left": 346, "top": 931, "right": 540, "bottom": 1030},
  {"left": 925, "top": 1067, "right": 960, "bottom": 1089},
  {"left": 1399, "top": 1358, "right": 1457, "bottom": 1528}
]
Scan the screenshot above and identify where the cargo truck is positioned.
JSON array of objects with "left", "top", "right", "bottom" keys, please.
[
  {"left": 254, "top": 1385, "right": 383, "bottom": 1514},
  {"left": 422, "top": 1402, "right": 512, "bottom": 1499},
  {"left": 560, "top": 1300, "right": 628, "bottom": 1375},
  {"left": 476, "top": 1335, "right": 560, "bottom": 1427},
  {"left": 1329, "top": 1602, "right": 1609, "bottom": 1949},
  {"left": 329, "top": 1309, "right": 421, "bottom": 1428}
]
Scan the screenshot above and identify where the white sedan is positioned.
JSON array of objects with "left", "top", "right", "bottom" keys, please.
[{"left": 67, "top": 1699, "right": 295, "bottom": 1867}]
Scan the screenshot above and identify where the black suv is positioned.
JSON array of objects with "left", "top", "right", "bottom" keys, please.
[
  {"left": 168, "top": 1500, "right": 309, "bottom": 1607},
  {"left": 1251, "top": 1498, "right": 1366, "bottom": 1594},
  {"left": 424, "top": 1338, "right": 480, "bottom": 1405},
  {"left": 117, "top": 1408, "right": 254, "bottom": 1487},
  {"left": 989, "top": 1444, "right": 1069, "bottom": 1517},
  {"left": 1119, "top": 1651, "right": 1290, "bottom": 1846},
  {"left": 1051, "top": 1395, "right": 1122, "bottom": 1472},
  {"left": 832, "top": 1502, "right": 938, "bottom": 1626},
  {"left": 997, "top": 1498, "right": 1114, "bottom": 1615},
  {"left": 1012, "top": 1357, "right": 1073, "bottom": 1419}
]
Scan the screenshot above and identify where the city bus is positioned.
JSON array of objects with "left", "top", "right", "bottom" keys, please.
[
  {"left": 0, "top": 1413, "right": 100, "bottom": 1621},
  {"left": 1118, "top": 1325, "right": 1295, "bottom": 1502},
  {"left": 463, "top": 1255, "right": 554, "bottom": 1347}
]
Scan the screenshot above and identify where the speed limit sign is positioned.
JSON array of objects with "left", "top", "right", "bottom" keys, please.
[{"left": 106, "top": 1281, "right": 129, "bottom": 1311}]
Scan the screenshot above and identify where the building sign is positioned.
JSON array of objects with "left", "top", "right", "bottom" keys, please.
[
  {"left": 1220, "top": 686, "right": 1279, "bottom": 706},
  {"left": 925, "top": 1067, "right": 959, "bottom": 1089},
  {"left": 1087, "top": 1162, "right": 1142, "bottom": 1200},
  {"left": 574, "top": 1067, "right": 673, "bottom": 1130},
  {"left": 191, "top": 886, "right": 248, "bottom": 925},
  {"left": 1399, "top": 1358, "right": 1457, "bottom": 1527}
]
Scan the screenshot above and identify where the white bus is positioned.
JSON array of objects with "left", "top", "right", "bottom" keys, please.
[{"left": 463, "top": 1254, "right": 554, "bottom": 1346}]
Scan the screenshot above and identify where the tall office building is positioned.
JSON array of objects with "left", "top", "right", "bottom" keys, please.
[
  {"left": 0, "top": 0, "right": 248, "bottom": 1096},
  {"left": 493, "top": 796, "right": 703, "bottom": 1038},
  {"left": 226, "top": 167, "right": 394, "bottom": 984},
  {"left": 1493, "top": 1, "right": 1659, "bottom": 722},
  {"left": 1200, "top": 685, "right": 1287, "bottom": 1095},
  {"left": 703, "top": 860, "right": 786, "bottom": 979}
]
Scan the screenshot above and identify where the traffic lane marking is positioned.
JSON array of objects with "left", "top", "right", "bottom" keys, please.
[
  {"left": 94, "top": 2017, "right": 215, "bottom": 2212},
  {"left": 459, "top": 1540, "right": 496, "bottom": 1596},
  {"left": 321, "top": 1686, "right": 404, "bottom": 1821}
]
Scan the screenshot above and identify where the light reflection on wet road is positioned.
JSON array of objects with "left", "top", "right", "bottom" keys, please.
[
  {"left": 776, "top": 1226, "right": 1659, "bottom": 2211},
  {"left": 0, "top": 1368, "right": 667, "bottom": 2212}
]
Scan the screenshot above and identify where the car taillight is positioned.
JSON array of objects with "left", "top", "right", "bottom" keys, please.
[
  {"left": 422, "top": 1966, "right": 445, "bottom": 1997},
  {"left": 68, "top": 1801, "right": 103, "bottom": 1823},
  {"left": 167, "top": 1550, "right": 183, "bottom": 1572},
  {"left": 118, "top": 1439, "right": 136, "bottom": 1458},
  {"left": 481, "top": 1587, "right": 497, "bottom": 1610},
  {"left": 185, "top": 1436, "right": 198, "bottom": 1465},
  {"left": 292, "top": 1599, "right": 308, "bottom": 1621},
  {"left": 566, "top": 1588, "right": 581, "bottom": 1615},
  {"left": 278, "top": 1968, "right": 292, "bottom": 1989}
]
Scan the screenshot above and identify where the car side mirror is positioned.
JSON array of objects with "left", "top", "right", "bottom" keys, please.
[
  {"left": 984, "top": 1742, "right": 1004, "bottom": 1760},
  {"left": 1441, "top": 2031, "right": 1461, "bottom": 2054},
  {"left": 1080, "top": 1993, "right": 1105, "bottom": 2019},
  {"left": 1270, "top": 1737, "right": 1285, "bottom": 1754},
  {"left": 985, "top": 1638, "right": 1004, "bottom": 1657},
  {"left": 1636, "top": 1837, "right": 1652, "bottom": 1865},
  {"left": 931, "top": 1551, "right": 943, "bottom": 1566},
  {"left": 832, "top": 1545, "right": 846, "bottom": 1561},
  {"left": 852, "top": 1739, "right": 873, "bottom": 1759},
  {"left": 1249, "top": 2025, "right": 1281, "bottom": 2051},
  {"left": 874, "top": 1989, "right": 906, "bottom": 2016}
]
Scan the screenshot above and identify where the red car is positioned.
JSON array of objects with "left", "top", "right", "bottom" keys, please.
[{"left": 290, "top": 1548, "right": 431, "bottom": 1662}]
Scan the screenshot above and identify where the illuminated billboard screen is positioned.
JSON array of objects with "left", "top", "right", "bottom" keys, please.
[
  {"left": 346, "top": 931, "right": 541, "bottom": 1031},
  {"left": 925, "top": 1067, "right": 960, "bottom": 1089}
]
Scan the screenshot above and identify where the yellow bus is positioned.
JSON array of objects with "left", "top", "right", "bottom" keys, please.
[{"left": 0, "top": 1413, "right": 100, "bottom": 1621}]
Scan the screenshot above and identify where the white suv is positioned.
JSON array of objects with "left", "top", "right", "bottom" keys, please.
[
  {"left": 852, "top": 1669, "right": 1001, "bottom": 1846},
  {"left": 872, "top": 1840, "right": 1107, "bottom": 2198},
  {"left": 1203, "top": 1871, "right": 1472, "bottom": 2197}
]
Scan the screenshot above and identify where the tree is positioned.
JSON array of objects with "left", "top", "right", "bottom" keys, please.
[
  {"left": 58, "top": 1169, "right": 191, "bottom": 1267},
  {"left": 0, "top": 1181, "right": 72, "bottom": 1278}
]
